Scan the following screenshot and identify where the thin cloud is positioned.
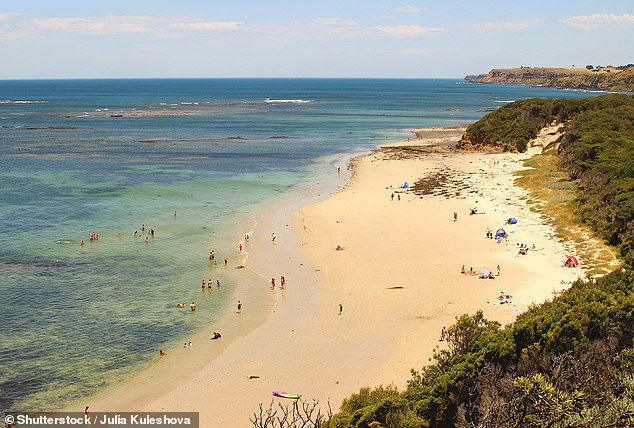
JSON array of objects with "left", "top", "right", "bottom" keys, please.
[
  {"left": 170, "top": 21, "right": 244, "bottom": 31},
  {"left": 31, "top": 15, "right": 247, "bottom": 35},
  {"left": 560, "top": 13, "right": 634, "bottom": 30},
  {"left": 374, "top": 24, "right": 447, "bottom": 37},
  {"left": 0, "top": 12, "right": 20, "bottom": 22},
  {"left": 0, "top": 29, "right": 31, "bottom": 41},
  {"left": 398, "top": 5, "right": 422, "bottom": 14},
  {"left": 470, "top": 18, "right": 542, "bottom": 32},
  {"left": 33, "top": 15, "right": 164, "bottom": 34}
]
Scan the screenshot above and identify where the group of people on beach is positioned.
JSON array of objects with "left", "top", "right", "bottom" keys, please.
[
  {"left": 175, "top": 302, "right": 197, "bottom": 311},
  {"left": 239, "top": 234, "right": 250, "bottom": 253},
  {"left": 80, "top": 232, "right": 100, "bottom": 246},
  {"left": 517, "top": 243, "right": 535, "bottom": 255},
  {"left": 208, "top": 249, "right": 228, "bottom": 267},
  {"left": 497, "top": 291, "right": 513, "bottom": 304},
  {"left": 81, "top": 223, "right": 158, "bottom": 246},
  {"left": 271, "top": 276, "right": 286, "bottom": 290},
  {"left": 134, "top": 224, "right": 155, "bottom": 237},
  {"left": 201, "top": 279, "right": 221, "bottom": 288},
  {"left": 132, "top": 224, "right": 157, "bottom": 244},
  {"left": 164, "top": 229, "right": 285, "bottom": 358}
]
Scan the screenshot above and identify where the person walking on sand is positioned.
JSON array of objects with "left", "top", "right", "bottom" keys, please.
[
  {"left": 453, "top": 212, "right": 458, "bottom": 222},
  {"left": 271, "top": 232, "right": 276, "bottom": 242},
  {"left": 271, "top": 278, "right": 276, "bottom": 289},
  {"left": 237, "top": 300, "right": 242, "bottom": 313},
  {"left": 280, "top": 276, "right": 286, "bottom": 289},
  {"left": 338, "top": 304, "right": 343, "bottom": 315},
  {"left": 497, "top": 264, "right": 501, "bottom": 276},
  {"left": 239, "top": 243, "right": 243, "bottom": 252},
  {"left": 391, "top": 192, "right": 394, "bottom": 201}
]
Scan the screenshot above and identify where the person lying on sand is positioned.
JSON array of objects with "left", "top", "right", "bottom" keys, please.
[{"left": 497, "top": 292, "right": 512, "bottom": 304}]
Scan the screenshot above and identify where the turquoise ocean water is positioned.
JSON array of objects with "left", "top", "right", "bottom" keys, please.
[{"left": 0, "top": 79, "right": 592, "bottom": 413}]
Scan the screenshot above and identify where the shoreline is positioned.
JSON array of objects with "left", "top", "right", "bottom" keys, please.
[
  {"left": 73, "top": 152, "right": 355, "bottom": 416},
  {"left": 77, "top": 128, "right": 585, "bottom": 426}
]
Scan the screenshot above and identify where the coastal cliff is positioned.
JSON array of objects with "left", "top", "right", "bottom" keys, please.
[{"left": 466, "top": 66, "right": 634, "bottom": 92}]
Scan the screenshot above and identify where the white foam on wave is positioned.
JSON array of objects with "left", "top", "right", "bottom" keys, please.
[
  {"left": 0, "top": 100, "right": 49, "bottom": 104},
  {"left": 494, "top": 100, "right": 515, "bottom": 103},
  {"left": 264, "top": 98, "right": 311, "bottom": 104}
]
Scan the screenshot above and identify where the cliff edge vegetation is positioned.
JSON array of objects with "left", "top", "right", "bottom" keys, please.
[{"left": 466, "top": 65, "right": 634, "bottom": 92}]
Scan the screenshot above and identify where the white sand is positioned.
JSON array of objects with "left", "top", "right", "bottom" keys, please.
[{"left": 84, "top": 132, "right": 585, "bottom": 426}]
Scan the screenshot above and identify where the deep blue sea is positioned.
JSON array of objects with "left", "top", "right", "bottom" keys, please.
[{"left": 0, "top": 78, "right": 593, "bottom": 413}]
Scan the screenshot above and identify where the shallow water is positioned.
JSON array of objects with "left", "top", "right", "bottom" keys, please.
[{"left": 0, "top": 78, "right": 592, "bottom": 413}]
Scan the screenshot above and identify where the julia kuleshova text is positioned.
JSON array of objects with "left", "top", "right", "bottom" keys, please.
[{"left": 13, "top": 413, "right": 196, "bottom": 426}]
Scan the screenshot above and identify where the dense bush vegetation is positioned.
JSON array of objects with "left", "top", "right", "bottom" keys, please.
[
  {"left": 459, "top": 98, "right": 555, "bottom": 152},
  {"left": 558, "top": 105, "right": 634, "bottom": 266}
]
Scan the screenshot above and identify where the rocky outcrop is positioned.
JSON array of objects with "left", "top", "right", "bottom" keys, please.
[
  {"left": 455, "top": 134, "right": 509, "bottom": 152},
  {"left": 466, "top": 66, "right": 634, "bottom": 92}
]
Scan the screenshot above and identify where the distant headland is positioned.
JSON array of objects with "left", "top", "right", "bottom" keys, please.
[{"left": 465, "top": 64, "right": 634, "bottom": 92}]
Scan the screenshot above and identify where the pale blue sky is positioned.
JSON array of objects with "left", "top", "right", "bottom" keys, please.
[{"left": 1, "top": 1, "right": 633, "bottom": 79}]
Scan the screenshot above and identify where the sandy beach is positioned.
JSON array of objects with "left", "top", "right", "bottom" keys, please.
[{"left": 84, "top": 128, "right": 585, "bottom": 426}]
